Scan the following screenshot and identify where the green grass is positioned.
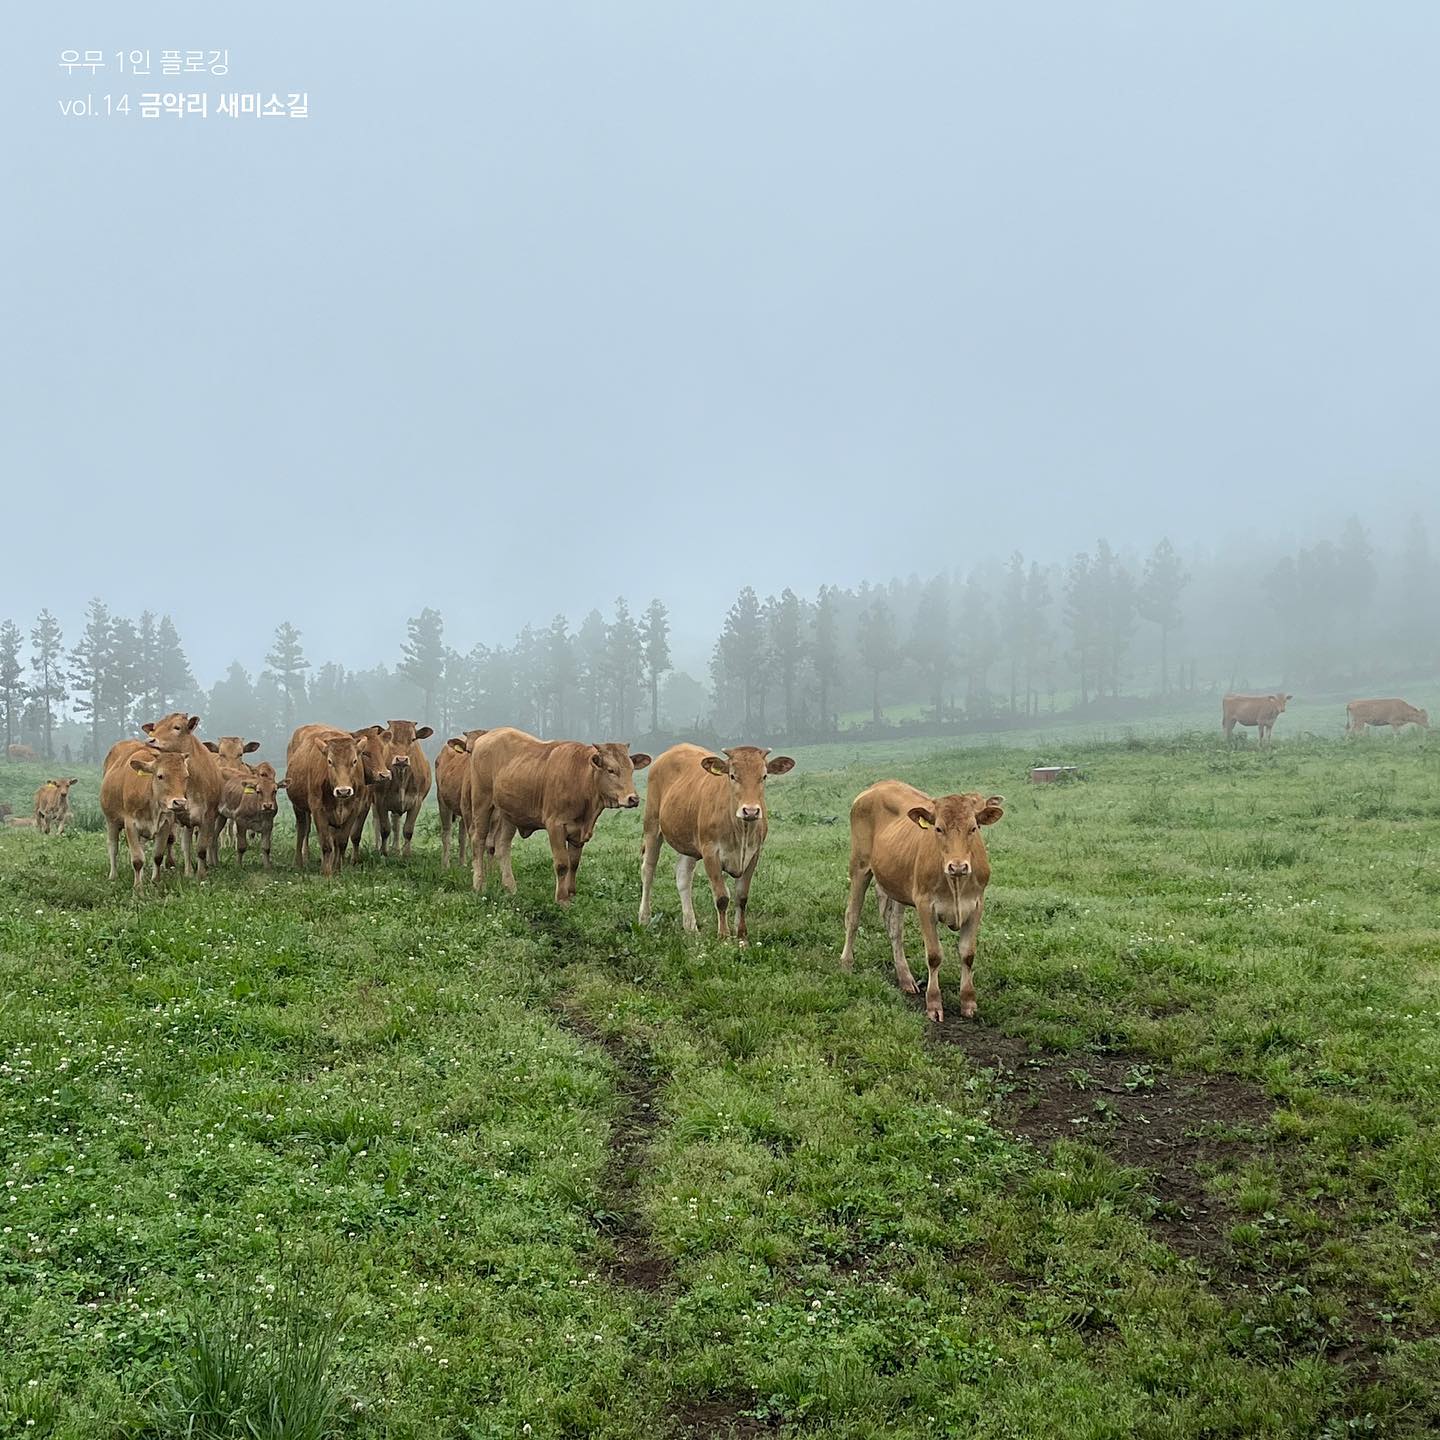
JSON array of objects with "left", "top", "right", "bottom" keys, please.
[{"left": 2, "top": 731, "right": 1439, "bottom": 1437}]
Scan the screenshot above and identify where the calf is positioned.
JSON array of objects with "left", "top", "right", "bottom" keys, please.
[
  {"left": 639, "top": 744, "right": 795, "bottom": 942},
  {"left": 284, "top": 725, "right": 378, "bottom": 876},
  {"left": 840, "top": 781, "right": 1004, "bottom": 1022},
  {"left": 219, "top": 768, "right": 286, "bottom": 868},
  {"left": 1223, "top": 692, "right": 1292, "bottom": 741},
  {"left": 467, "top": 726, "right": 651, "bottom": 904},
  {"left": 34, "top": 777, "right": 80, "bottom": 834},
  {"left": 205, "top": 736, "right": 261, "bottom": 771},
  {"left": 371, "top": 719, "right": 434, "bottom": 857},
  {"left": 1346, "top": 697, "right": 1429, "bottom": 735},
  {"left": 100, "top": 750, "right": 190, "bottom": 893},
  {"left": 437, "top": 729, "right": 487, "bottom": 869}
]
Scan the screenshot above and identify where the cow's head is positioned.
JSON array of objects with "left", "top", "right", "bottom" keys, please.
[
  {"left": 142, "top": 712, "right": 201, "bottom": 752},
  {"left": 590, "top": 743, "right": 652, "bottom": 809},
  {"left": 1417, "top": 708, "right": 1431, "bottom": 729},
  {"left": 240, "top": 771, "right": 285, "bottom": 816},
  {"left": 908, "top": 792, "right": 1004, "bottom": 881},
  {"left": 130, "top": 751, "right": 190, "bottom": 813},
  {"left": 350, "top": 726, "right": 393, "bottom": 785},
  {"left": 52, "top": 778, "right": 78, "bottom": 799},
  {"left": 252, "top": 761, "right": 277, "bottom": 780},
  {"left": 1276, "top": 694, "right": 1293, "bottom": 709},
  {"left": 313, "top": 734, "right": 366, "bottom": 799},
  {"left": 699, "top": 746, "right": 796, "bottom": 824},
  {"left": 205, "top": 736, "right": 260, "bottom": 766},
  {"left": 445, "top": 728, "right": 488, "bottom": 757},
  {"left": 384, "top": 720, "right": 434, "bottom": 771}
]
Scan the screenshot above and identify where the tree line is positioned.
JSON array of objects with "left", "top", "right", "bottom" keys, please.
[{"left": 2, "top": 515, "right": 1433, "bottom": 762}]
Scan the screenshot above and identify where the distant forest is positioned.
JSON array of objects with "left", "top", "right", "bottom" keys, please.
[{"left": 2, "top": 515, "right": 1434, "bottom": 762}]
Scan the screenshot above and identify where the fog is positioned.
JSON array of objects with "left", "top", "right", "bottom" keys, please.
[{"left": 4, "top": 1, "right": 1439, "bottom": 683}]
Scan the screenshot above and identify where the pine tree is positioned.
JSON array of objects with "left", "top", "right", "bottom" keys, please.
[
  {"left": 104, "top": 615, "right": 142, "bottom": 743},
  {"left": 1000, "top": 554, "right": 1027, "bottom": 715},
  {"left": 155, "top": 616, "right": 196, "bottom": 713},
  {"left": 135, "top": 611, "right": 162, "bottom": 719},
  {"left": 857, "top": 598, "right": 898, "bottom": 724},
  {"left": 575, "top": 610, "right": 608, "bottom": 733},
  {"left": 69, "top": 597, "right": 113, "bottom": 761},
  {"left": 1022, "top": 562, "right": 1052, "bottom": 715},
  {"left": 29, "top": 610, "right": 66, "bottom": 760},
  {"left": 1065, "top": 554, "right": 1100, "bottom": 706},
  {"left": 639, "top": 598, "right": 672, "bottom": 734},
  {"left": 909, "top": 575, "right": 953, "bottom": 724},
  {"left": 0, "top": 620, "right": 26, "bottom": 753},
  {"left": 711, "top": 587, "right": 767, "bottom": 734},
  {"left": 766, "top": 589, "right": 805, "bottom": 737},
  {"left": 399, "top": 608, "right": 446, "bottom": 724},
  {"left": 265, "top": 622, "right": 310, "bottom": 731},
  {"left": 542, "top": 615, "right": 577, "bottom": 735},
  {"left": 603, "top": 598, "right": 644, "bottom": 736},
  {"left": 1137, "top": 538, "right": 1189, "bottom": 695},
  {"left": 811, "top": 585, "right": 842, "bottom": 736}
]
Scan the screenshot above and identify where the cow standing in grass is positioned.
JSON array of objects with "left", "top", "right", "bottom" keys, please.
[
  {"left": 638, "top": 744, "right": 795, "bottom": 943},
  {"left": 1222, "top": 692, "right": 1292, "bottom": 742},
  {"left": 437, "top": 729, "right": 487, "bottom": 870},
  {"left": 1346, "top": 698, "right": 1429, "bottom": 735},
  {"left": 284, "top": 727, "right": 376, "bottom": 877},
  {"left": 34, "top": 777, "right": 79, "bottom": 834},
  {"left": 840, "top": 781, "right": 1004, "bottom": 1022},
  {"left": 100, "top": 750, "right": 190, "bottom": 893},
  {"left": 466, "top": 727, "right": 651, "bottom": 904},
  {"left": 219, "top": 768, "right": 286, "bottom": 868},
  {"left": 370, "top": 719, "right": 434, "bottom": 858},
  {"left": 205, "top": 736, "right": 261, "bottom": 850}
]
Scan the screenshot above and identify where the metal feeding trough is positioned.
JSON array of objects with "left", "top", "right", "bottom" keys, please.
[{"left": 1030, "top": 765, "right": 1081, "bottom": 784}]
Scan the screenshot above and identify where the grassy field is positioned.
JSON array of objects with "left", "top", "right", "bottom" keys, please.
[{"left": 2, "top": 730, "right": 1439, "bottom": 1438}]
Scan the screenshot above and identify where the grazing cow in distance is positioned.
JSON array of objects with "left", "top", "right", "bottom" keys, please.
[
  {"left": 370, "top": 719, "right": 434, "bottom": 857},
  {"left": 219, "top": 768, "right": 286, "bottom": 868},
  {"left": 1223, "top": 692, "right": 1293, "bottom": 742},
  {"left": 285, "top": 725, "right": 384, "bottom": 876},
  {"left": 7, "top": 743, "right": 38, "bottom": 762},
  {"left": 100, "top": 750, "right": 190, "bottom": 893},
  {"left": 466, "top": 727, "right": 651, "bottom": 904},
  {"left": 840, "top": 781, "right": 1004, "bottom": 1023},
  {"left": 437, "top": 729, "right": 487, "bottom": 870},
  {"left": 34, "top": 777, "right": 80, "bottom": 834},
  {"left": 1346, "top": 698, "right": 1429, "bottom": 735},
  {"left": 639, "top": 744, "right": 795, "bottom": 943}
]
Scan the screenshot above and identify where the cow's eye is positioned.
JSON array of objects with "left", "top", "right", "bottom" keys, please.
[{"left": 970, "top": 824, "right": 979, "bottom": 835}]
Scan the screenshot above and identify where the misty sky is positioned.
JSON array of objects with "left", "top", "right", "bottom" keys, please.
[{"left": 4, "top": 2, "right": 1439, "bottom": 680}]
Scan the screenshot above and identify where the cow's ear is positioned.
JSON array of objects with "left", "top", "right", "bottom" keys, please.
[
  {"left": 203, "top": 741, "right": 220, "bottom": 753},
  {"left": 244, "top": 740, "right": 260, "bottom": 753},
  {"left": 129, "top": 756, "right": 156, "bottom": 775},
  {"left": 141, "top": 721, "right": 156, "bottom": 735},
  {"left": 590, "top": 750, "right": 605, "bottom": 770},
  {"left": 446, "top": 738, "right": 467, "bottom": 754},
  {"left": 415, "top": 726, "right": 434, "bottom": 740},
  {"left": 766, "top": 755, "right": 796, "bottom": 776},
  {"left": 1286, "top": 694, "right": 1294, "bottom": 702},
  {"left": 312, "top": 736, "right": 329, "bottom": 754},
  {"left": 276, "top": 778, "right": 288, "bottom": 789},
  {"left": 629, "top": 753, "right": 652, "bottom": 771},
  {"left": 908, "top": 806, "right": 937, "bottom": 830},
  {"left": 700, "top": 755, "right": 729, "bottom": 777},
  {"left": 977, "top": 797, "right": 1005, "bottom": 826},
  {"left": 186, "top": 716, "right": 202, "bottom": 733}
]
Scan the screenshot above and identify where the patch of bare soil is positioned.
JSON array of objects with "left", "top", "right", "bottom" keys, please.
[{"left": 933, "top": 1018, "right": 1272, "bottom": 1259}]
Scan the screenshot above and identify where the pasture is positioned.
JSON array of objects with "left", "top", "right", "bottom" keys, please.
[{"left": 2, "top": 732, "right": 1438, "bottom": 1438}]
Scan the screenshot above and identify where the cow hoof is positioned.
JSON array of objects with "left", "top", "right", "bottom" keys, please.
[
  {"left": 960, "top": 1002, "right": 977, "bottom": 1020},
  {"left": 927, "top": 1005, "right": 944, "bottom": 1023}
]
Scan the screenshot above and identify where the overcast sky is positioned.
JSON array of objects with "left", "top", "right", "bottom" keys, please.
[{"left": 4, "top": 2, "right": 1438, "bottom": 680}]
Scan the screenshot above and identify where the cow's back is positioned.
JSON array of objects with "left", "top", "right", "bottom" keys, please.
[
  {"left": 1350, "top": 698, "right": 1421, "bottom": 727},
  {"left": 99, "top": 756, "right": 149, "bottom": 823},
  {"left": 646, "top": 744, "right": 714, "bottom": 850}
]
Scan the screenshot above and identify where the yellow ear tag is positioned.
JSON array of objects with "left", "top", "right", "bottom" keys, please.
[
  {"left": 915, "top": 815, "right": 932, "bottom": 828},
  {"left": 243, "top": 784, "right": 256, "bottom": 794}
]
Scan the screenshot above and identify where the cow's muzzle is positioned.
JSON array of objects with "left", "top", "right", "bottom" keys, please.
[
  {"left": 624, "top": 794, "right": 640, "bottom": 808},
  {"left": 334, "top": 786, "right": 354, "bottom": 799},
  {"left": 390, "top": 756, "right": 409, "bottom": 768},
  {"left": 945, "top": 860, "right": 971, "bottom": 877},
  {"left": 738, "top": 805, "right": 762, "bottom": 823}
]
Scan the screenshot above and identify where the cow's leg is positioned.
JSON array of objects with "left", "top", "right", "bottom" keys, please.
[
  {"left": 439, "top": 804, "right": 452, "bottom": 870},
  {"left": 733, "top": 854, "right": 760, "bottom": 946},
  {"left": 124, "top": 820, "right": 146, "bottom": 894},
  {"left": 564, "top": 833, "right": 586, "bottom": 902},
  {"left": 839, "top": 863, "right": 873, "bottom": 971},
  {"left": 402, "top": 800, "right": 420, "bottom": 857},
  {"left": 955, "top": 902, "right": 984, "bottom": 1020},
  {"left": 881, "top": 891, "right": 919, "bottom": 996},
  {"left": 105, "top": 818, "right": 122, "bottom": 881},
  {"left": 235, "top": 824, "right": 248, "bottom": 866},
  {"left": 470, "top": 801, "right": 495, "bottom": 891},
  {"left": 194, "top": 818, "right": 211, "bottom": 879},
  {"left": 675, "top": 854, "right": 699, "bottom": 931},
  {"left": 179, "top": 824, "right": 195, "bottom": 878},
  {"left": 916, "top": 903, "right": 945, "bottom": 1022},
  {"left": 457, "top": 811, "right": 467, "bottom": 867},
  {"left": 701, "top": 849, "right": 731, "bottom": 938},
  {"left": 372, "top": 803, "right": 389, "bottom": 856},
  {"left": 293, "top": 806, "right": 310, "bottom": 869},
  {"left": 315, "top": 815, "right": 341, "bottom": 878},
  {"left": 1223, "top": 718, "right": 1235, "bottom": 740},
  {"left": 547, "top": 824, "right": 572, "bottom": 905},
  {"left": 261, "top": 821, "right": 273, "bottom": 869},
  {"left": 638, "top": 824, "right": 663, "bottom": 923},
  {"left": 495, "top": 819, "right": 518, "bottom": 892},
  {"left": 153, "top": 820, "right": 173, "bottom": 882}
]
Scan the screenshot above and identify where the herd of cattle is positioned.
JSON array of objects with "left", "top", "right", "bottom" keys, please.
[{"left": 7, "top": 689, "right": 1431, "bottom": 1023}]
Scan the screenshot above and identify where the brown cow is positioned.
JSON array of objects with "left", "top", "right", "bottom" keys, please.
[
  {"left": 105, "top": 713, "right": 226, "bottom": 876},
  {"left": 339, "top": 725, "right": 395, "bottom": 863},
  {"left": 370, "top": 719, "right": 434, "bottom": 857},
  {"left": 7, "top": 743, "right": 38, "bottom": 762},
  {"left": 205, "top": 736, "right": 262, "bottom": 770},
  {"left": 1222, "top": 692, "right": 1293, "bottom": 741},
  {"left": 638, "top": 744, "right": 795, "bottom": 943},
  {"left": 219, "top": 768, "right": 286, "bottom": 868},
  {"left": 840, "top": 781, "right": 1004, "bottom": 1023},
  {"left": 466, "top": 727, "right": 651, "bottom": 904},
  {"left": 1346, "top": 698, "right": 1430, "bottom": 735},
  {"left": 437, "top": 729, "right": 487, "bottom": 870},
  {"left": 34, "top": 777, "right": 80, "bottom": 834},
  {"left": 285, "top": 725, "right": 386, "bottom": 876},
  {"left": 100, "top": 750, "right": 190, "bottom": 893}
]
